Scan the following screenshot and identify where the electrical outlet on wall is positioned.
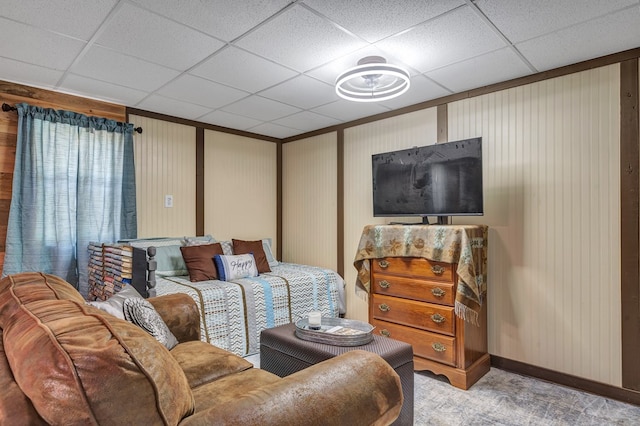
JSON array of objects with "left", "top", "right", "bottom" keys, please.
[{"left": 164, "top": 194, "right": 173, "bottom": 208}]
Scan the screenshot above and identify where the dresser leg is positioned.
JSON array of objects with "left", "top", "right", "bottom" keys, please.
[{"left": 414, "top": 353, "right": 491, "bottom": 390}]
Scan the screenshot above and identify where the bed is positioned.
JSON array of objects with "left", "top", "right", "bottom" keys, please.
[{"left": 128, "top": 237, "right": 345, "bottom": 357}]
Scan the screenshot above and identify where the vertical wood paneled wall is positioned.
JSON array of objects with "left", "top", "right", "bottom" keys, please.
[
  {"left": 282, "top": 132, "right": 337, "bottom": 270},
  {"left": 342, "top": 108, "right": 439, "bottom": 322},
  {"left": 129, "top": 115, "right": 196, "bottom": 237},
  {"left": 0, "top": 81, "right": 126, "bottom": 272},
  {"left": 204, "top": 130, "right": 277, "bottom": 246},
  {"left": 448, "top": 65, "right": 622, "bottom": 385}
]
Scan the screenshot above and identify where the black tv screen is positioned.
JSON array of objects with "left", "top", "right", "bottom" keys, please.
[{"left": 372, "top": 137, "right": 483, "bottom": 220}]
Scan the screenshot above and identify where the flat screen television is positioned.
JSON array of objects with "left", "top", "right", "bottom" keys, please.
[{"left": 372, "top": 137, "right": 483, "bottom": 224}]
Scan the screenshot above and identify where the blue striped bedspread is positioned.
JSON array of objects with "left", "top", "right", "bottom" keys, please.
[{"left": 155, "top": 262, "right": 345, "bottom": 357}]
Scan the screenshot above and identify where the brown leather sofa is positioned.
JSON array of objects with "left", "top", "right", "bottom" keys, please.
[{"left": 0, "top": 272, "right": 403, "bottom": 425}]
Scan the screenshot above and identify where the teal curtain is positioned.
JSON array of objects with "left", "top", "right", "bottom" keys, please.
[{"left": 2, "top": 103, "right": 137, "bottom": 296}]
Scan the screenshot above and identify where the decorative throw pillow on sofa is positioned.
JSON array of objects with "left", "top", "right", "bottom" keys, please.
[
  {"left": 180, "top": 243, "right": 224, "bottom": 281},
  {"left": 88, "top": 284, "right": 143, "bottom": 319},
  {"left": 232, "top": 239, "right": 271, "bottom": 273},
  {"left": 123, "top": 298, "right": 179, "bottom": 350},
  {"left": 214, "top": 254, "right": 259, "bottom": 281}
]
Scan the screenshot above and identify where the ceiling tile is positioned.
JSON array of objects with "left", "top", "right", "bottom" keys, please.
[
  {"left": 311, "top": 100, "right": 390, "bottom": 122},
  {"left": 516, "top": 6, "right": 640, "bottom": 71},
  {"left": 0, "top": 1, "right": 637, "bottom": 139},
  {"left": 95, "top": 3, "right": 224, "bottom": 71},
  {"left": 273, "top": 111, "right": 341, "bottom": 132},
  {"left": 198, "top": 110, "right": 263, "bottom": 131},
  {"left": 260, "top": 75, "right": 338, "bottom": 109},
  {"left": 426, "top": 48, "right": 532, "bottom": 93},
  {"left": 129, "top": 0, "right": 292, "bottom": 41},
  {"left": 376, "top": 5, "right": 505, "bottom": 73},
  {"left": 222, "top": 96, "right": 302, "bottom": 121},
  {"left": 0, "top": 57, "right": 64, "bottom": 90},
  {"left": 307, "top": 45, "right": 415, "bottom": 86},
  {"left": 59, "top": 74, "right": 149, "bottom": 106},
  {"left": 190, "top": 46, "right": 298, "bottom": 92},
  {"left": 70, "top": 46, "right": 180, "bottom": 92},
  {"left": 0, "top": 17, "right": 86, "bottom": 70},
  {"left": 236, "top": 4, "right": 367, "bottom": 72},
  {"left": 246, "top": 122, "right": 301, "bottom": 138},
  {"left": 475, "top": 0, "right": 638, "bottom": 43},
  {"left": 303, "top": 0, "right": 465, "bottom": 42},
  {"left": 157, "top": 74, "right": 248, "bottom": 109},
  {"left": 377, "top": 75, "right": 452, "bottom": 110},
  {"left": 0, "top": 0, "right": 117, "bottom": 41},
  {"left": 135, "top": 94, "right": 212, "bottom": 120}
]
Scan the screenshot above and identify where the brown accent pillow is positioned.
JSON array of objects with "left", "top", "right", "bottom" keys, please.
[
  {"left": 180, "top": 243, "right": 224, "bottom": 282},
  {"left": 232, "top": 239, "right": 271, "bottom": 273}
]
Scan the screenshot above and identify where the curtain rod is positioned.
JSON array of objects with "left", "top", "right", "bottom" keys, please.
[{"left": 2, "top": 103, "right": 143, "bottom": 134}]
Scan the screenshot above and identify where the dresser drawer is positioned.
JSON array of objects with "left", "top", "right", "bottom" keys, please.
[
  {"left": 372, "top": 273, "right": 455, "bottom": 306},
  {"left": 371, "top": 257, "right": 454, "bottom": 282},
  {"left": 371, "top": 294, "right": 455, "bottom": 336},
  {"left": 371, "top": 319, "right": 456, "bottom": 366}
]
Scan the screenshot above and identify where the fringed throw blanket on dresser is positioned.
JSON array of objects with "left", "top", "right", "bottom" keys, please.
[
  {"left": 354, "top": 224, "right": 488, "bottom": 325},
  {"left": 155, "top": 263, "right": 344, "bottom": 356}
]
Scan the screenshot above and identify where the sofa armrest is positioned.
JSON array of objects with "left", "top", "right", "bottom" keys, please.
[
  {"left": 147, "top": 293, "right": 200, "bottom": 343},
  {"left": 181, "top": 350, "right": 403, "bottom": 426}
]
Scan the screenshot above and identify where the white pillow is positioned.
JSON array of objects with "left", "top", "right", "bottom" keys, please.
[
  {"left": 214, "top": 253, "right": 259, "bottom": 281},
  {"left": 123, "top": 298, "right": 179, "bottom": 350},
  {"left": 88, "top": 285, "right": 143, "bottom": 319},
  {"left": 262, "top": 238, "right": 279, "bottom": 268},
  {"left": 183, "top": 235, "right": 216, "bottom": 246}
]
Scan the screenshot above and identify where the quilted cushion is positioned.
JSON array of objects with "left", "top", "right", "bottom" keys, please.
[
  {"left": 123, "top": 297, "right": 179, "bottom": 349},
  {"left": 0, "top": 273, "right": 194, "bottom": 425}
]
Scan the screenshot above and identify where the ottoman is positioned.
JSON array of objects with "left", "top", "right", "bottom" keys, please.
[{"left": 260, "top": 322, "right": 414, "bottom": 426}]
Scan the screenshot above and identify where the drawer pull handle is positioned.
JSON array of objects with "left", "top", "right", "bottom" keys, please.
[
  {"left": 379, "top": 280, "right": 390, "bottom": 289},
  {"left": 431, "top": 265, "right": 445, "bottom": 275},
  {"left": 432, "top": 342, "right": 446, "bottom": 352},
  {"left": 378, "top": 260, "right": 390, "bottom": 269},
  {"left": 380, "top": 329, "right": 391, "bottom": 337},
  {"left": 431, "top": 287, "right": 446, "bottom": 298},
  {"left": 431, "top": 313, "right": 446, "bottom": 324},
  {"left": 378, "top": 303, "right": 391, "bottom": 312}
]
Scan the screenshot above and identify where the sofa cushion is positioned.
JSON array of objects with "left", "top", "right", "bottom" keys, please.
[
  {"left": 0, "top": 273, "right": 195, "bottom": 426},
  {"left": 0, "top": 329, "right": 47, "bottom": 425},
  {"left": 190, "top": 368, "right": 281, "bottom": 413},
  {"left": 170, "top": 341, "right": 253, "bottom": 388}
]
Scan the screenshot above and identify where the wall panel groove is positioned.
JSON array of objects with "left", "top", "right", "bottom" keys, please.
[
  {"left": 342, "top": 108, "right": 439, "bottom": 322},
  {"left": 282, "top": 133, "right": 337, "bottom": 270},
  {"left": 130, "top": 115, "right": 196, "bottom": 237},
  {"left": 448, "top": 65, "right": 621, "bottom": 385}
]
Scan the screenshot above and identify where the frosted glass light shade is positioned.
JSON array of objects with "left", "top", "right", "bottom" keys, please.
[{"left": 335, "top": 56, "right": 410, "bottom": 102}]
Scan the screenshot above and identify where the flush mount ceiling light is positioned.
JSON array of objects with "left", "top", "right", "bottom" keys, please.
[{"left": 335, "top": 56, "right": 410, "bottom": 102}]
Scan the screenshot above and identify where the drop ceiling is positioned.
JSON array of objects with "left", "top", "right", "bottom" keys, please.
[{"left": 0, "top": 0, "right": 638, "bottom": 139}]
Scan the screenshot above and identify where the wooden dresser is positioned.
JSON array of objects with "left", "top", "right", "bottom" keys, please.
[{"left": 368, "top": 256, "right": 489, "bottom": 390}]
